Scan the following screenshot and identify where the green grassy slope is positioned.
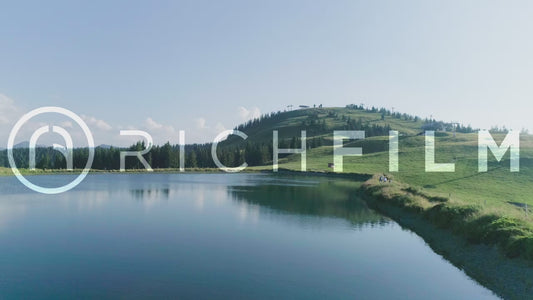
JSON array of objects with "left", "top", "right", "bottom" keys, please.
[
  {"left": 239, "top": 107, "right": 533, "bottom": 229},
  {"left": 229, "top": 107, "right": 423, "bottom": 143},
  {"left": 282, "top": 132, "right": 533, "bottom": 212}
]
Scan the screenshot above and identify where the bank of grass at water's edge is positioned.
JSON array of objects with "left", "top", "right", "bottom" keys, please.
[
  {"left": 260, "top": 169, "right": 533, "bottom": 298},
  {"left": 358, "top": 180, "right": 533, "bottom": 299},
  {"left": 0, "top": 167, "right": 239, "bottom": 176},
  {"left": 361, "top": 174, "right": 533, "bottom": 261},
  {"left": 271, "top": 170, "right": 533, "bottom": 298}
]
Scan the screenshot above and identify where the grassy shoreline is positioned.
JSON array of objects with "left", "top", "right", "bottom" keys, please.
[
  {"left": 359, "top": 190, "right": 533, "bottom": 299},
  {"left": 0, "top": 167, "right": 250, "bottom": 176},
  {"left": 361, "top": 175, "right": 533, "bottom": 260},
  {"left": 0, "top": 166, "right": 370, "bottom": 177},
  {"left": 360, "top": 174, "right": 533, "bottom": 299},
  {"left": 260, "top": 170, "right": 533, "bottom": 298}
]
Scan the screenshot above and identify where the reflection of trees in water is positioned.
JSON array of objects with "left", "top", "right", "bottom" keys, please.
[
  {"left": 228, "top": 180, "right": 389, "bottom": 228},
  {"left": 130, "top": 188, "right": 170, "bottom": 201}
]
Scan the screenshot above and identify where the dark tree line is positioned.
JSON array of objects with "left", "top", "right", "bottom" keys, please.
[
  {"left": 421, "top": 120, "right": 475, "bottom": 133},
  {"left": 341, "top": 116, "right": 392, "bottom": 136},
  {"left": 345, "top": 103, "right": 476, "bottom": 133},
  {"left": 0, "top": 134, "right": 367, "bottom": 171},
  {"left": 0, "top": 139, "right": 308, "bottom": 170}
]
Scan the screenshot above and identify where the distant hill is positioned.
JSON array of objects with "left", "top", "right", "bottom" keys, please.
[
  {"left": 3, "top": 142, "right": 118, "bottom": 150},
  {"left": 96, "top": 144, "right": 114, "bottom": 149},
  {"left": 11, "top": 141, "right": 46, "bottom": 149}
]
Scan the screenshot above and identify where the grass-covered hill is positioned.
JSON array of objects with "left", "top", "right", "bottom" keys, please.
[
  {"left": 235, "top": 105, "right": 533, "bottom": 260},
  {"left": 246, "top": 106, "right": 531, "bottom": 211},
  {"left": 230, "top": 105, "right": 424, "bottom": 143}
]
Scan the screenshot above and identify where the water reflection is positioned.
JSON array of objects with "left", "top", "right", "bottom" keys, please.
[
  {"left": 130, "top": 188, "right": 170, "bottom": 200},
  {"left": 237, "top": 201, "right": 260, "bottom": 224},
  {"left": 0, "top": 201, "right": 26, "bottom": 231},
  {"left": 0, "top": 173, "right": 500, "bottom": 299},
  {"left": 229, "top": 176, "right": 389, "bottom": 228},
  {"left": 68, "top": 190, "right": 109, "bottom": 212}
]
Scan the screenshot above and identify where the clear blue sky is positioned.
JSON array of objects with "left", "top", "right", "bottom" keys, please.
[{"left": 1, "top": 0, "right": 532, "bottom": 145}]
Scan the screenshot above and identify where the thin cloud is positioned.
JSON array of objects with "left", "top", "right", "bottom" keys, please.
[
  {"left": 238, "top": 106, "right": 261, "bottom": 122},
  {"left": 214, "top": 122, "right": 226, "bottom": 133},
  {"left": 145, "top": 117, "right": 177, "bottom": 135},
  {"left": 145, "top": 117, "right": 164, "bottom": 130},
  {"left": 60, "top": 121, "right": 73, "bottom": 128},
  {"left": 145, "top": 117, "right": 178, "bottom": 144},
  {"left": 0, "top": 94, "right": 19, "bottom": 124},
  {"left": 81, "top": 115, "right": 112, "bottom": 131},
  {"left": 195, "top": 117, "right": 207, "bottom": 129}
]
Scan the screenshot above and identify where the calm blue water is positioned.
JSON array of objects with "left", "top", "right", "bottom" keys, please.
[{"left": 0, "top": 173, "right": 497, "bottom": 299}]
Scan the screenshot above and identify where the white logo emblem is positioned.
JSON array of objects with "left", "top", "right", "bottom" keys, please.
[{"left": 7, "top": 107, "right": 94, "bottom": 194}]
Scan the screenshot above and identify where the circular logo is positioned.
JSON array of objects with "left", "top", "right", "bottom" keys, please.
[{"left": 7, "top": 107, "right": 95, "bottom": 194}]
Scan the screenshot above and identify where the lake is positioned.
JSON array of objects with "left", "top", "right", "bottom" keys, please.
[{"left": 0, "top": 173, "right": 498, "bottom": 298}]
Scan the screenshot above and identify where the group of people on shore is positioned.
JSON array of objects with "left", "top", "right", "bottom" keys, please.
[{"left": 379, "top": 175, "right": 392, "bottom": 183}]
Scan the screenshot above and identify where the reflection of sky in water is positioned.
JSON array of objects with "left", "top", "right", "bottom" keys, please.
[
  {"left": 238, "top": 202, "right": 260, "bottom": 224},
  {"left": 0, "top": 173, "right": 500, "bottom": 299},
  {"left": 0, "top": 202, "right": 26, "bottom": 232}
]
